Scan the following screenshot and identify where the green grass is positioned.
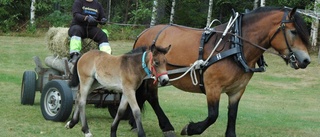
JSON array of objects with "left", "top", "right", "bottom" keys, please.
[{"left": 0, "top": 36, "right": 319, "bottom": 137}]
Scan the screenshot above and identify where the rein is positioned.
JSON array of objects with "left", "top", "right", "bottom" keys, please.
[
  {"left": 213, "top": 30, "right": 286, "bottom": 58},
  {"left": 85, "top": 19, "right": 108, "bottom": 48},
  {"left": 85, "top": 23, "right": 100, "bottom": 47}
]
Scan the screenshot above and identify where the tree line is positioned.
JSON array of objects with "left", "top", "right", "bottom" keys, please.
[{"left": 0, "top": 0, "right": 315, "bottom": 33}]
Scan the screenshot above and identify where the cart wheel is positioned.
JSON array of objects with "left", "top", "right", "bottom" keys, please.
[
  {"left": 107, "top": 103, "right": 130, "bottom": 120},
  {"left": 40, "top": 80, "right": 73, "bottom": 122},
  {"left": 21, "top": 71, "right": 37, "bottom": 105}
]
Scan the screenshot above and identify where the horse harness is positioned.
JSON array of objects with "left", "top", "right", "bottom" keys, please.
[
  {"left": 198, "top": 11, "right": 268, "bottom": 93},
  {"left": 142, "top": 51, "right": 168, "bottom": 84},
  {"left": 136, "top": 9, "right": 294, "bottom": 94}
]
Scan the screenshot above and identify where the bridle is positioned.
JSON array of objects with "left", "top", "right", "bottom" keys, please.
[
  {"left": 269, "top": 10, "right": 297, "bottom": 64},
  {"left": 142, "top": 51, "right": 168, "bottom": 84},
  {"left": 216, "top": 9, "right": 298, "bottom": 64}
]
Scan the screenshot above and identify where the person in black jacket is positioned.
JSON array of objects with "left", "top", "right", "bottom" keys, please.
[{"left": 68, "top": 0, "right": 111, "bottom": 63}]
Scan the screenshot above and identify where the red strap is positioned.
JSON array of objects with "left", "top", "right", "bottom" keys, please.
[{"left": 148, "top": 52, "right": 168, "bottom": 84}]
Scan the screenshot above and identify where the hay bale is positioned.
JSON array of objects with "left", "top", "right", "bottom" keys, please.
[{"left": 46, "top": 27, "right": 99, "bottom": 58}]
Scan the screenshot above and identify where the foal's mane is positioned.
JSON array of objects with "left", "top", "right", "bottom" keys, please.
[
  {"left": 126, "top": 46, "right": 148, "bottom": 55},
  {"left": 121, "top": 45, "right": 168, "bottom": 68},
  {"left": 244, "top": 6, "right": 310, "bottom": 47},
  {"left": 126, "top": 45, "right": 169, "bottom": 55}
]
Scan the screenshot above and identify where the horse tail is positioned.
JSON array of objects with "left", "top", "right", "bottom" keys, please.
[{"left": 69, "top": 58, "right": 80, "bottom": 87}]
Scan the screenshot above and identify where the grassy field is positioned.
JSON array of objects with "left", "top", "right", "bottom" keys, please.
[{"left": 0, "top": 36, "right": 319, "bottom": 137}]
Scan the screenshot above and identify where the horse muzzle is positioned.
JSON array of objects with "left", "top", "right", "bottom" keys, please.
[
  {"left": 288, "top": 50, "right": 311, "bottom": 69},
  {"left": 158, "top": 73, "right": 169, "bottom": 86}
]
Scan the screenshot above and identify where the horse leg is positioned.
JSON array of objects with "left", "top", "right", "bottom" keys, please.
[
  {"left": 76, "top": 78, "right": 93, "bottom": 137},
  {"left": 225, "top": 89, "right": 244, "bottom": 137},
  {"left": 181, "top": 89, "right": 220, "bottom": 135},
  {"left": 126, "top": 89, "right": 146, "bottom": 137},
  {"left": 128, "top": 81, "right": 147, "bottom": 131},
  {"left": 65, "top": 82, "right": 92, "bottom": 137},
  {"left": 66, "top": 77, "right": 94, "bottom": 137},
  {"left": 78, "top": 88, "right": 92, "bottom": 137},
  {"left": 111, "top": 95, "right": 129, "bottom": 137},
  {"left": 65, "top": 92, "right": 80, "bottom": 129}
]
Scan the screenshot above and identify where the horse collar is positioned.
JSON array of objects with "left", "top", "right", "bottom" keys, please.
[
  {"left": 230, "top": 13, "right": 267, "bottom": 72},
  {"left": 142, "top": 51, "right": 153, "bottom": 76}
]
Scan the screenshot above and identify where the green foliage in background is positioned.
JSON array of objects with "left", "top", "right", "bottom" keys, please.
[
  {"left": 102, "top": 25, "right": 146, "bottom": 41},
  {"left": 45, "top": 11, "right": 72, "bottom": 27},
  {"left": 0, "top": 0, "right": 316, "bottom": 37},
  {"left": 128, "top": 0, "right": 152, "bottom": 24}
]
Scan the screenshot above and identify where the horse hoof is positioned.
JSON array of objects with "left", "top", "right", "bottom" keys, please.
[
  {"left": 163, "top": 131, "right": 176, "bottom": 137},
  {"left": 180, "top": 124, "right": 189, "bottom": 135},
  {"left": 65, "top": 121, "right": 71, "bottom": 129},
  {"left": 85, "top": 132, "right": 93, "bottom": 137}
]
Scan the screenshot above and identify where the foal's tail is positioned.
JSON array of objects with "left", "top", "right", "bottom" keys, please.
[{"left": 69, "top": 58, "right": 80, "bottom": 87}]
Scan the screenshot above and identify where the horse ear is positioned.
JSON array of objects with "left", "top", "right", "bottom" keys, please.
[
  {"left": 150, "top": 44, "right": 156, "bottom": 52},
  {"left": 289, "top": 7, "right": 297, "bottom": 20},
  {"left": 165, "top": 45, "right": 172, "bottom": 54}
]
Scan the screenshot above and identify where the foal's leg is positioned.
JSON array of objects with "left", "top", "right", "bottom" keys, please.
[
  {"left": 111, "top": 95, "right": 129, "bottom": 137},
  {"left": 78, "top": 83, "right": 93, "bottom": 137},
  {"left": 111, "top": 90, "right": 146, "bottom": 137},
  {"left": 129, "top": 80, "right": 175, "bottom": 137},
  {"left": 65, "top": 92, "right": 81, "bottom": 129},
  {"left": 129, "top": 83, "right": 147, "bottom": 131},
  {"left": 66, "top": 78, "right": 94, "bottom": 137},
  {"left": 181, "top": 88, "right": 221, "bottom": 135},
  {"left": 126, "top": 89, "right": 146, "bottom": 137},
  {"left": 225, "top": 89, "right": 244, "bottom": 137},
  {"left": 144, "top": 80, "right": 175, "bottom": 136}
]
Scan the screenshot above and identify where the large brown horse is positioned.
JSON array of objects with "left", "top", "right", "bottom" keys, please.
[
  {"left": 131, "top": 7, "right": 310, "bottom": 137},
  {"left": 65, "top": 44, "right": 171, "bottom": 137}
]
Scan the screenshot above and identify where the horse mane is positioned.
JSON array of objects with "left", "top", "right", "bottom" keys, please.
[
  {"left": 291, "top": 10, "right": 311, "bottom": 47},
  {"left": 245, "top": 7, "right": 310, "bottom": 48}
]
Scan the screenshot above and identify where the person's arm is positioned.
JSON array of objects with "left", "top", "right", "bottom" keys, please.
[
  {"left": 98, "top": 3, "right": 107, "bottom": 24},
  {"left": 72, "top": 1, "right": 87, "bottom": 22}
]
